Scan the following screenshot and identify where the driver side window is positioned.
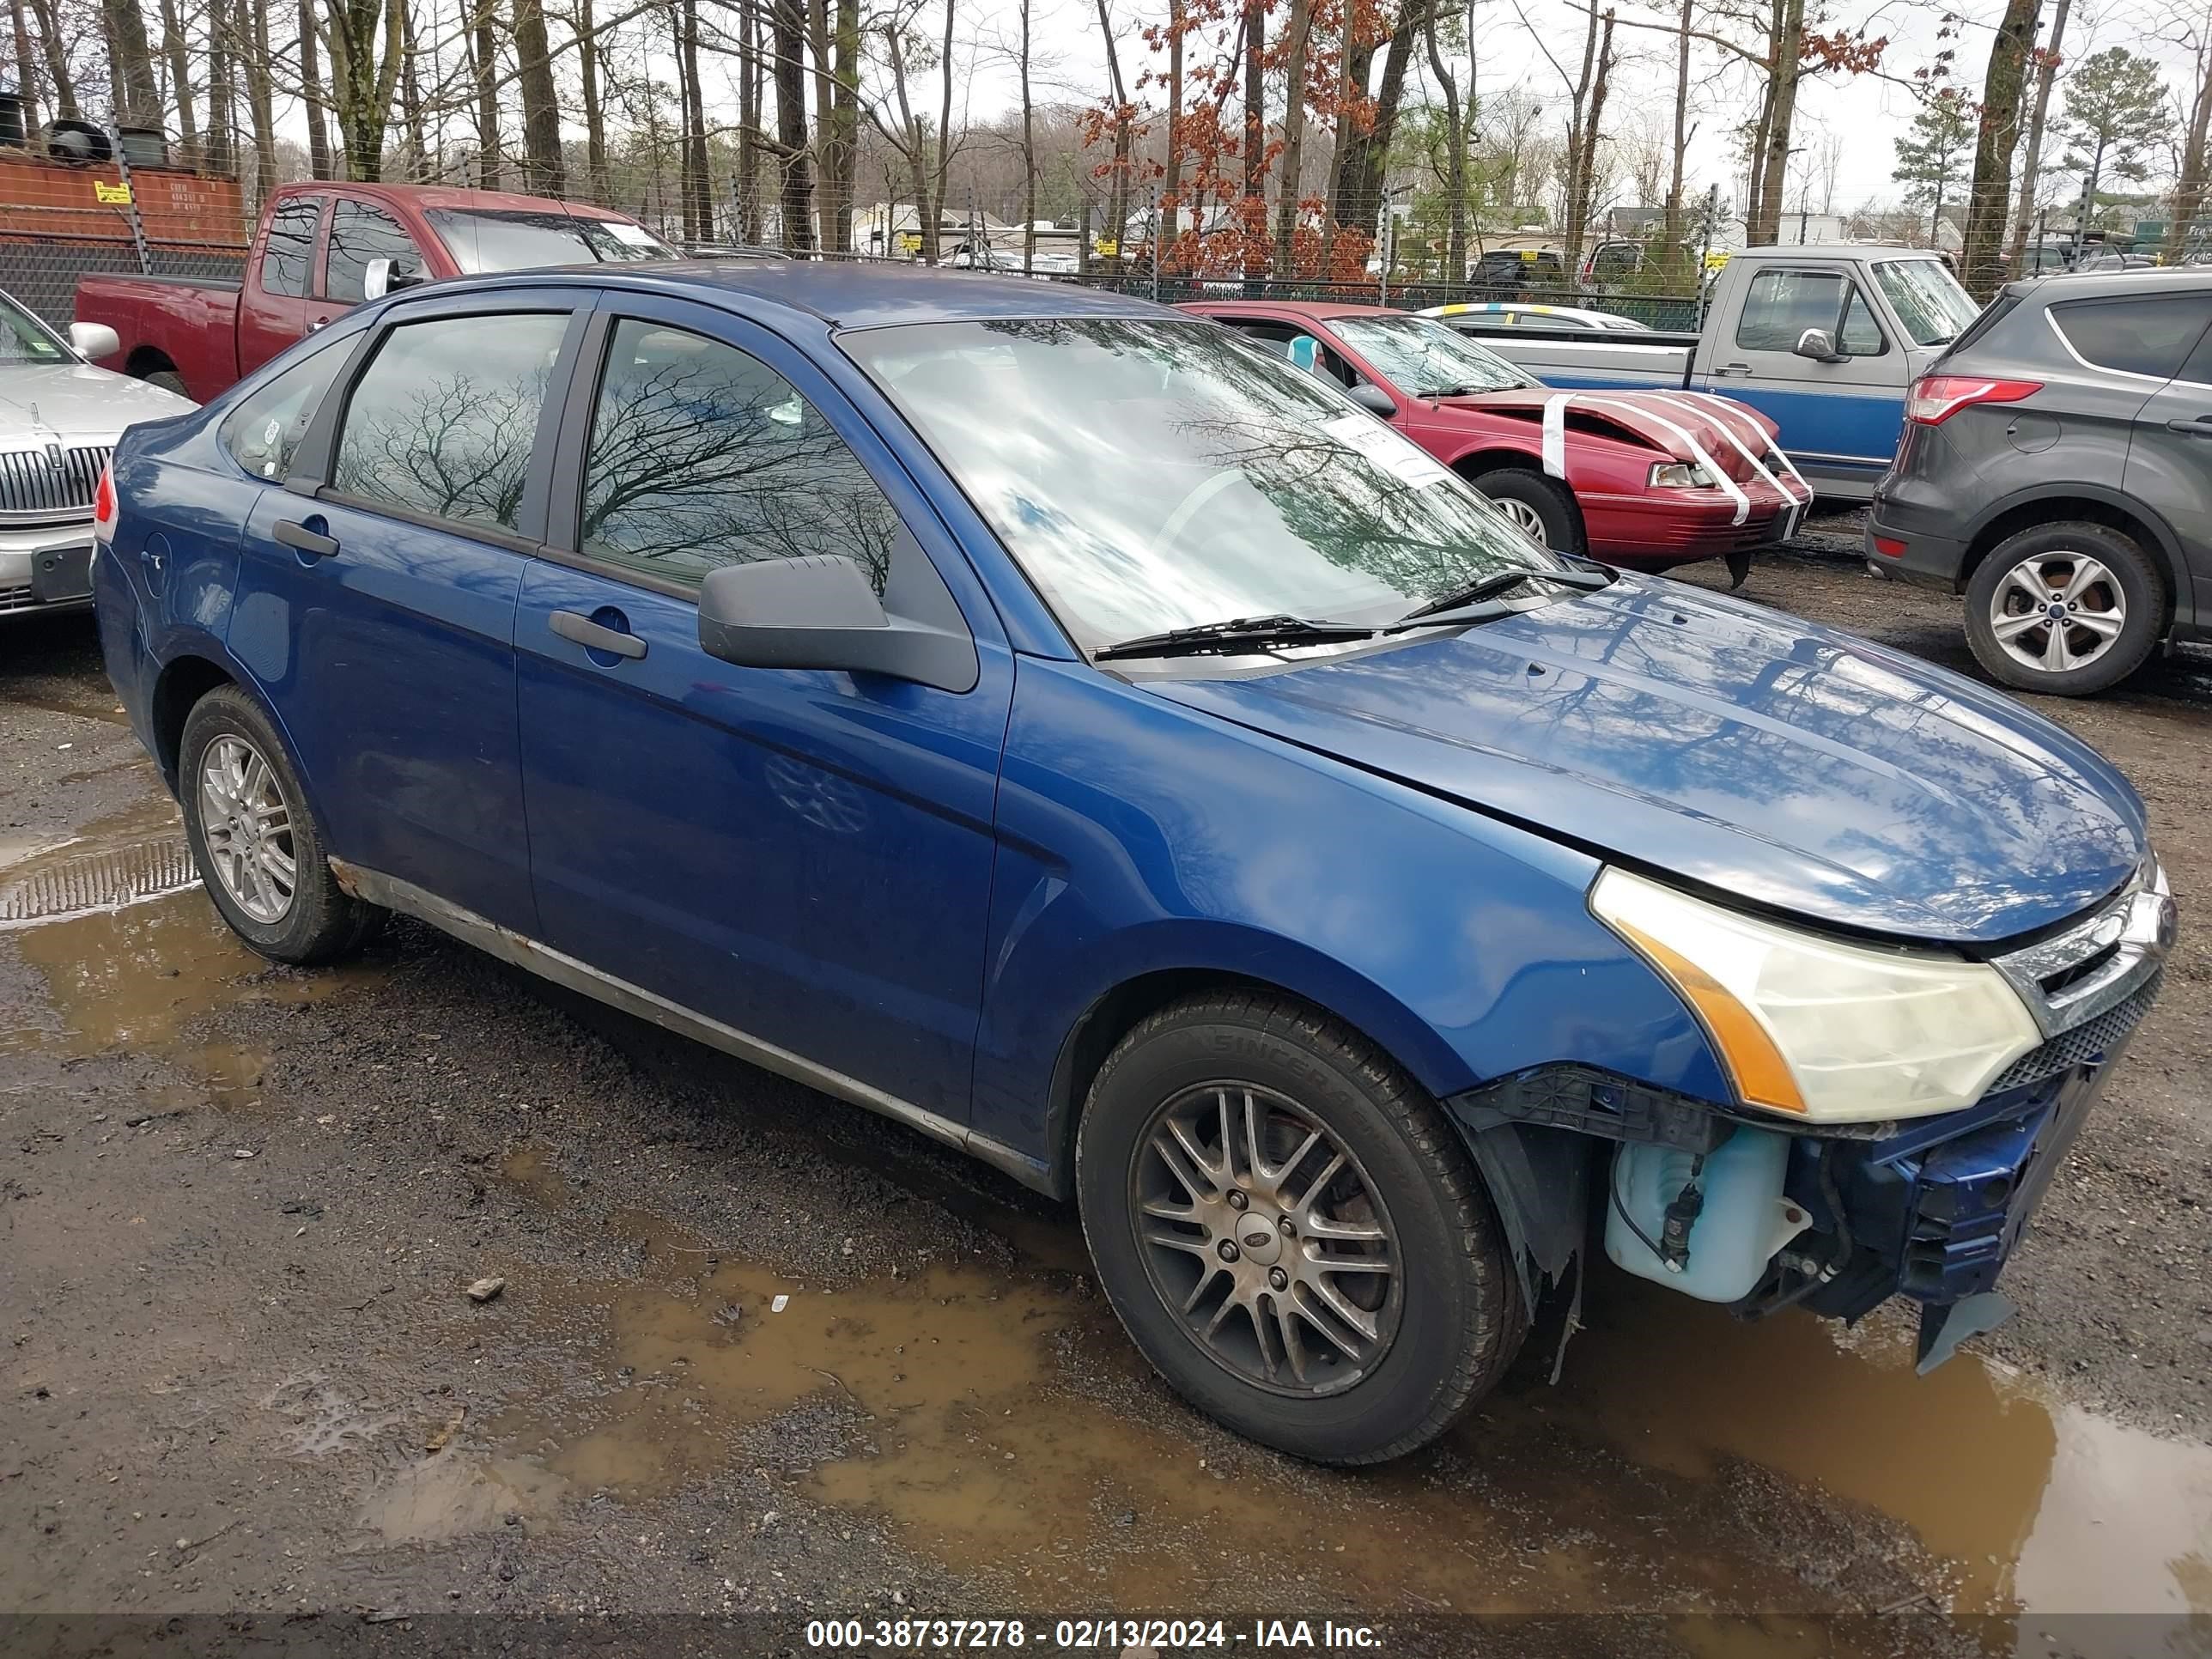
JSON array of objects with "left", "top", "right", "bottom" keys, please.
[{"left": 1736, "top": 269, "right": 1887, "bottom": 356}]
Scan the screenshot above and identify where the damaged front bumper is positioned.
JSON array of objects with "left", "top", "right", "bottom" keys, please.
[{"left": 1449, "top": 858, "right": 2176, "bottom": 1370}]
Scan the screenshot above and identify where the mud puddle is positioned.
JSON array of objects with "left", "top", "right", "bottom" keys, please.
[
  {"left": 7, "top": 800, "right": 383, "bottom": 1103},
  {"left": 469, "top": 1155, "right": 2212, "bottom": 1626}
]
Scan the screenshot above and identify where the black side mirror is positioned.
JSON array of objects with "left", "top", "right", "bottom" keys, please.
[
  {"left": 1348, "top": 382, "right": 1397, "bottom": 417},
  {"left": 697, "top": 555, "right": 978, "bottom": 693}
]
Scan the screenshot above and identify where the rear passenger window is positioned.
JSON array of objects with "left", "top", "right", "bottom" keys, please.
[
  {"left": 220, "top": 333, "right": 353, "bottom": 478},
  {"left": 576, "top": 319, "right": 905, "bottom": 593},
  {"left": 261, "top": 199, "right": 322, "bottom": 299},
  {"left": 331, "top": 311, "right": 568, "bottom": 533},
  {"left": 2053, "top": 295, "right": 2212, "bottom": 380},
  {"left": 1736, "top": 269, "right": 1887, "bottom": 356}
]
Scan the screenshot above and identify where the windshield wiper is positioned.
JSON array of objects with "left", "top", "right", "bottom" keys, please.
[
  {"left": 1395, "top": 564, "right": 1613, "bottom": 623},
  {"left": 1092, "top": 614, "right": 1379, "bottom": 662}
]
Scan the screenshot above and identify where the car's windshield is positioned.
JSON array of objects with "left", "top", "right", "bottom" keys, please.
[
  {"left": 427, "top": 209, "right": 678, "bottom": 274},
  {"left": 1328, "top": 315, "right": 1534, "bottom": 396},
  {"left": 846, "top": 317, "right": 1567, "bottom": 651},
  {"left": 0, "top": 292, "right": 70, "bottom": 365},
  {"left": 1875, "top": 259, "right": 1982, "bottom": 346}
]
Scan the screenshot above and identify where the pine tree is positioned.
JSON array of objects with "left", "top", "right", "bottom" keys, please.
[{"left": 1893, "top": 86, "right": 1979, "bottom": 245}]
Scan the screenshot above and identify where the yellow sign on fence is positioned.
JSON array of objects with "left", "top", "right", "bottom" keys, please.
[{"left": 94, "top": 180, "right": 132, "bottom": 205}]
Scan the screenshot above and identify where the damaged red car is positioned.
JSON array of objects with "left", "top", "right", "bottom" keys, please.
[{"left": 1182, "top": 300, "right": 1809, "bottom": 582}]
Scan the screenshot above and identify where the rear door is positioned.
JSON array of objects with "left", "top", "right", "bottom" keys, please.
[
  {"left": 1698, "top": 262, "right": 1903, "bottom": 493},
  {"left": 2106, "top": 293, "right": 2212, "bottom": 628},
  {"left": 237, "top": 195, "right": 325, "bottom": 374},
  {"left": 228, "top": 289, "right": 590, "bottom": 933},
  {"left": 513, "top": 295, "right": 1013, "bottom": 1122}
]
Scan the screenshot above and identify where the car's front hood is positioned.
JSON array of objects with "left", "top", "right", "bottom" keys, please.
[
  {"left": 0, "top": 363, "right": 196, "bottom": 443},
  {"left": 1437, "top": 386, "right": 1778, "bottom": 469},
  {"left": 1147, "top": 577, "right": 2147, "bottom": 945}
]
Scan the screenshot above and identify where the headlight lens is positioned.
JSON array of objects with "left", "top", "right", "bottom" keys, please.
[
  {"left": 1650, "top": 461, "right": 1717, "bottom": 488},
  {"left": 1591, "top": 868, "right": 2042, "bottom": 1122}
]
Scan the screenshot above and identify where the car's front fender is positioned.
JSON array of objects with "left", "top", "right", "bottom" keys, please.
[{"left": 973, "top": 655, "right": 1730, "bottom": 1184}]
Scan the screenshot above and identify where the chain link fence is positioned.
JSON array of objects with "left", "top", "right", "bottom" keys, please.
[{"left": 0, "top": 126, "right": 1703, "bottom": 333}]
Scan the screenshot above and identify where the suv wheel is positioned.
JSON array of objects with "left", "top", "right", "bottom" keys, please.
[
  {"left": 1964, "top": 522, "right": 2166, "bottom": 696},
  {"left": 179, "top": 686, "right": 380, "bottom": 964},
  {"left": 1075, "top": 992, "right": 1524, "bottom": 1465}
]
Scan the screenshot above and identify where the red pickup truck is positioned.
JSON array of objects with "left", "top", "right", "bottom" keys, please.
[{"left": 76, "top": 181, "right": 678, "bottom": 403}]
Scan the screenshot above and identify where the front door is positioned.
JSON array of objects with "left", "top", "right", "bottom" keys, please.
[
  {"left": 1697, "top": 263, "right": 1905, "bottom": 494},
  {"left": 514, "top": 299, "right": 1013, "bottom": 1122},
  {"left": 237, "top": 196, "right": 325, "bottom": 376},
  {"left": 228, "top": 295, "right": 588, "bottom": 933}
]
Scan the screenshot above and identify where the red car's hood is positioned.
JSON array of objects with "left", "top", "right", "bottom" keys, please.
[{"left": 1435, "top": 386, "right": 1778, "bottom": 473}]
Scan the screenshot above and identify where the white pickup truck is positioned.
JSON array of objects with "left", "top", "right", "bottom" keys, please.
[{"left": 1440, "top": 245, "right": 1984, "bottom": 501}]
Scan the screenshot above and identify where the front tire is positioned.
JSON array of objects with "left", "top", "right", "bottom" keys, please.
[
  {"left": 1963, "top": 522, "right": 2166, "bottom": 696},
  {"left": 1075, "top": 993, "right": 1523, "bottom": 1465},
  {"left": 143, "top": 368, "right": 189, "bottom": 398},
  {"left": 179, "top": 685, "right": 379, "bottom": 965},
  {"left": 1469, "top": 466, "right": 1585, "bottom": 556}
]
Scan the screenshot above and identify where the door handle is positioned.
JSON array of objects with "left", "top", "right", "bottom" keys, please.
[
  {"left": 1712, "top": 362, "right": 1753, "bottom": 377},
  {"left": 2166, "top": 415, "right": 2212, "bottom": 434},
  {"left": 549, "top": 609, "right": 647, "bottom": 660},
  {"left": 273, "top": 519, "right": 338, "bottom": 558}
]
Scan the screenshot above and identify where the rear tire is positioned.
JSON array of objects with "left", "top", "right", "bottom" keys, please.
[
  {"left": 1963, "top": 522, "right": 2166, "bottom": 696},
  {"left": 179, "top": 685, "right": 380, "bottom": 965},
  {"left": 143, "top": 368, "right": 188, "bottom": 398},
  {"left": 1075, "top": 992, "right": 1524, "bottom": 1465},
  {"left": 1469, "top": 466, "right": 1585, "bottom": 556}
]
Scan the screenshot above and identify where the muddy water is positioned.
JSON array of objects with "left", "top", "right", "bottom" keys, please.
[{"left": 477, "top": 1167, "right": 2212, "bottom": 1626}]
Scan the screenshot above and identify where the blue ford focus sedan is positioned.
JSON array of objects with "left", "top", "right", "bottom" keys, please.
[{"left": 90, "top": 264, "right": 2173, "bottom": 1463}]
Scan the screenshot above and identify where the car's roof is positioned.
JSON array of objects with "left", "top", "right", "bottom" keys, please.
[
  {"left": 1179, "top": 298, "right": 1404, "bottom": 323},
  {"left": 276, "top": 180, "right": 638, "bottom": 221},
  {"left": 2008, "top": 263, "right": 2212, "bottom": 301},
  {"left": 559, "top": 258, "right": 1176, "bottom": 327}
]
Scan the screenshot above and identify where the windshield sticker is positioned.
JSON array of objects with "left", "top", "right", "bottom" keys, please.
[
  {"left": 1322, "top": 413, "right": 1452, "bottom": 487},
  {"left": 605, "top": 222, "right": 661, "bottom": 247}
]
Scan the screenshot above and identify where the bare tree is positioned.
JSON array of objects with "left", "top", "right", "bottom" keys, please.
[
  {"left": 469, "top": 0, "right": 501, "bottom": 185},
  {"left": 1961, "top": 0, "right": 2038, "bottom": 295},
  {"left": 1097, "top": 0, "right": 1134, "bottom": 266},
  {"left": 1424, "top": 0, "right": 1468, "bottom": 279},
  {"left": 1271, "top": 0, "right": 1316, "bottom": 275},
  {"left": 773, "top": 0, "right": 817, "bottom": 247},
  {"left": 156, "top": 0, "right": 198, "bottom": 149},
  {"left": 2159, "top": 2, "right": 2209, "bottom": 263},
  {"left": 102, "top": 0, "right": 161, "bottom": 125},
  {"left": 514, "top": 0, "right": 564, "bottom": 191}
]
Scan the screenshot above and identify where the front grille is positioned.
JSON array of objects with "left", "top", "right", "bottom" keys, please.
[
  {"left": 0, "top": 584, "right": 34, "bottom": 613},
  {"left": 1989, "top": 969, "right": 2162, "bottom": 1093},
  {"left": 0, "top": 443, "right": 109, "bottom": 521}
]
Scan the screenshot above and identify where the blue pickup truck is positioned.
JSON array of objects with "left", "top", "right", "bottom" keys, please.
[{"left": 1445, "top": 245, "right": 1984, "bottom": 501}]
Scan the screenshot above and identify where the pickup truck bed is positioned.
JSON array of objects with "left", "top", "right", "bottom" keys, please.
[{"left": 76, "top": 271, "right": 242, "bottom": 397}]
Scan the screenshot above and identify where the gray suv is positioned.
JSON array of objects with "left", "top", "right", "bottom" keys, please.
[{"left": 1866, "top": 267, "right": 2212, "bottom": 695}]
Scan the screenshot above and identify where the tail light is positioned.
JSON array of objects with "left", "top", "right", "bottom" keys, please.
[
  {"left": 1905, "top": 375, "right": 2042, "bottom": 426},
  {"left": 91, "top": 462, "right": 118, "bottom": 545}
]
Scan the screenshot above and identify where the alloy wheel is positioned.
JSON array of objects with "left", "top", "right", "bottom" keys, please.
[
  {"left": 1489, "top": 496, "right": 1549, "bottom": 545},
  {"left": 1131, "top": 1082, "right": 1402, "bottom": 1397},
  {"left": 1989, "top": 552, "right": 2127, "bottom": 676},
  {"left": 198, "top": 733, "right": 297, "bottom": 924}
]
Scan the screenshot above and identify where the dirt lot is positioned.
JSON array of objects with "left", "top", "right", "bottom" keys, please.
[{"left": 4, "top": 523, "right": 2209, "bottom": 1656}]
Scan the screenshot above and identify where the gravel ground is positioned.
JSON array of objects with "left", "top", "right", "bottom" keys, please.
[{"left": 3, "top": 525, "right": 2208, "bottom": 1656}]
